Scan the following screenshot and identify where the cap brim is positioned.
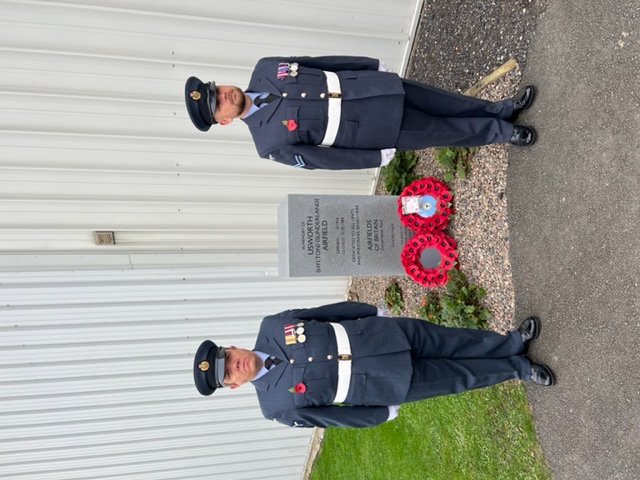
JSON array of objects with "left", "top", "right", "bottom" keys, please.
[
  {"left": 214, "top": 346, "right": 225, "bottom": 386},
  {"left": 208, "top": 81, "right": 217, "bottom": 120}
]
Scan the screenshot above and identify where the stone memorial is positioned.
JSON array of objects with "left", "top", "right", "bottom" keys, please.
[{"left": 279, "top": 194, "right": 427, "bottom": 277}]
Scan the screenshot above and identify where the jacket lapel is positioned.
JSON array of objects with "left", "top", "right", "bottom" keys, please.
[
  {"left": 242, "top": 100, "right": 281, "bottom": 127},
  {"left": 252, "top": 363, "right": 286, "bottom": 392},
  {"left": 244, "top": 75, "right": 283, "bottom": 125},
  {"left": 252, "top": 335, "right": 288, "bottom": 391}
]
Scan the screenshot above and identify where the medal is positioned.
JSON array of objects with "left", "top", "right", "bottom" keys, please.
[
  {"left": 297, "top": 334, "right": 307, "bottom": 343},
  {"left": 277, "top": 62, "right": 289, "bottom": 80},
  {"left": 276, "top": 62, "right": 299, "bottom": 79},
  {"left": 296, "top": 327, "right": 305, "bottom": 335}
]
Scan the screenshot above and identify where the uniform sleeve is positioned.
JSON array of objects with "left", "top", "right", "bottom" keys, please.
[
  {"left": 273, "top": 302, "right": 377, "bottom": 322},
  {"left": 269, "top": 404, "right": 391, "bottom": 428},
  {"left": 259, "top": 55, "right": 380, "bottom": 72},
  {"left": 265, "top": 144, "right": 384, "bottom": 170}
]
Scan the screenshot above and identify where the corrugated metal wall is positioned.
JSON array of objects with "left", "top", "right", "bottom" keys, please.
[
  {"left": 0, "top": 267, "right": 349, "bottom": 480},
  {"left": 0, "top": 0, "right": 422, "bottom": 478},
  {"left": 0, "top": 0, "right": 419, "bottom": 254}
]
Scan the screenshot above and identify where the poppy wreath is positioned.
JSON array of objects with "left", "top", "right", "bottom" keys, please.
[
  {"left": 401, "top": 231, "right": 458, "bottom": 287},
  {"left": 397, "top": 177, "right": 453, "bottom": 233}
]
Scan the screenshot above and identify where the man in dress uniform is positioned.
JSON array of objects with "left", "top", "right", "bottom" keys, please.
[
  {"left": 193, "top": 301, "right": 554, "bottom": 428},
  {"left": 184, "top": 56, "right": 536, "bottom": 170}
]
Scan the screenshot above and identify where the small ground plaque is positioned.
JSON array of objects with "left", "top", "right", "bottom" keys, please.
[{"left": 278, "top": 194, "right": 418, "bottom": 277}]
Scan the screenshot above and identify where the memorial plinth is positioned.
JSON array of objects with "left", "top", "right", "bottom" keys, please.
[{"left": 278, "top": 194, "right": 416, "bottom": 277}]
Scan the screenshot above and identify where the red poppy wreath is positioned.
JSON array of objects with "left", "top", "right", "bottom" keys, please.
[
  {"left": 401, "top": 231, "right": 458, "bottom": 287},
  {"left": 397, "top": 177, "right": 453, "bottom": 233}
]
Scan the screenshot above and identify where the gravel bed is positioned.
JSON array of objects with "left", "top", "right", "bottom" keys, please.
[
  {"left": 349, "top": 1, "right": 549, "bottom": 333},
  {"left": 350, "top": 73, "right": 518, "bottom": 333}
]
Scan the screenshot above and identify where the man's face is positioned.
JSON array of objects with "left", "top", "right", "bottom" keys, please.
[
  {"left": 223, "top": 346, "right": 263, "bottom": 388},
  {"left": 213, "top": 85, "right": 247, "bottom": 124}
]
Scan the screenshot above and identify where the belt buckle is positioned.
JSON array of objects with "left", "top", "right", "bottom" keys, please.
[
  {"left": 338, "top": 353, "right": 352, "bottom": 361},
  {"left": 329, "top": 92, "right": 342, "bottom": 98}
]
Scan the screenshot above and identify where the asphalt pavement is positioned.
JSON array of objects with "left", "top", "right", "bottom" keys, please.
[{"left": 507, "top": 1, "right": 640, "bottom": 478}]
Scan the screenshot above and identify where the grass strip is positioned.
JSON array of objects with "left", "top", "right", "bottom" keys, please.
[{"left": 310, "top": 381, "right": 551, "bottom": 480}]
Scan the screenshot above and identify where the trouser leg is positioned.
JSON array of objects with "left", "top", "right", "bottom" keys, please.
[
  {"left": 395, "top": 79, "right": 516, "bottom": 148},
  {"left": 395, "top": 108, "right": 514, "bottom": 148},
  {"left": 403, "top": 356, "right": 532, "bottom": 402},
  {"left": 401, "top": 79, "right": 514, "bottom": 118},
  {"left": 393, "top": 317, "right": 526, "bottom": 359}
]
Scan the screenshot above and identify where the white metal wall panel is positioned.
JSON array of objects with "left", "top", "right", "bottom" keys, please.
[
  {"left": 0, "top": 267, "right": 351, "bottom": 480},
  {"left": 0, "top": 0, "right": 421, "bottom": 255},
  {"left": 0, "top": 0, "right": 422, "bottom": 478}
]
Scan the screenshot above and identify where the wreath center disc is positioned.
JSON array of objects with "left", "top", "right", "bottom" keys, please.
[
  {"left": 419, "top": 247, "right": 442, "bottom": 268},
  {"left": 416, "top": 195, "right": 437, "bottom": 217}
]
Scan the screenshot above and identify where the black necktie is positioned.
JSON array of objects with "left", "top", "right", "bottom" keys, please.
[
  {"left": 253, "top": 93, "right": 278, "bottom": 107},
  {"left": 264, "top": 356, "right": 282, "bottom": 370}
]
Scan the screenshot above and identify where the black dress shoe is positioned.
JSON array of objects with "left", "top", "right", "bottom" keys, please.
[
  {"left": 510, "top": 85, "right": 535, "bottom": 121},
  {"left": 518, "top": 316, "right": 539, "bottom": 342},
  {"left": 529, "top": 362, "right": 555, "bottom": 386},
  {"left": 518, "top": 316, "right": 539, "bottom": 354},
  {"left": 509, "top": 125, "right": 536, "bottom": 146}
]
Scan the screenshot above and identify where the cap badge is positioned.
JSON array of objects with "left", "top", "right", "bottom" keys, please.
[
  {"left": 198, "top": 360, "right": 210, "bottom": 371},
  {"left": 190, "top": 90, "right": 202, "bottom": 101}
]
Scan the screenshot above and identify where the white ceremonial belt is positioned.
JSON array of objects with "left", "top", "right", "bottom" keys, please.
[
  {"left": 329, "top": 322, "right": 352, "bottom": 404},
  {"left": 319, "top": 71, "right": 342, "bottom": 147}
]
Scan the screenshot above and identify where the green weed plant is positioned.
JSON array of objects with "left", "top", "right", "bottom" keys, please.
[
  {"left": 380, "top": 150, "right": 420, "bottom": 194},
  {"left": 416, "top": 269, "right": 491, "bottom": 329},
  {"left": 384, "top": 280, "right": 405, "bottom": 316},
  {"left": 434, "top": 146, "right": 477, "bottom": 182}
]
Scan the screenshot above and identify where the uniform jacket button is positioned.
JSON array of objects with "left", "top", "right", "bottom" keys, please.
[
  {"left": 282, "top": 92, "right": 288, "bottom": 97},
  {"left": 307, "top": 356, "right": 313, "bottom": 362},
  {"left": 301, "top": 92, "right": 307, "bottom": 98},
  {"left": 320, "top": 93, "right": 326, "bottom": 98},
  {"left": 327, "top": 354, "right": 333, "bottom": 360},
  {"left": 289, "top": 358, "right": 295, "bottom": 364}
]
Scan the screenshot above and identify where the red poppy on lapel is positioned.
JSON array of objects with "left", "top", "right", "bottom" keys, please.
[{"left": 282, "top": 119, "right": 298, "bottom": 131}]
